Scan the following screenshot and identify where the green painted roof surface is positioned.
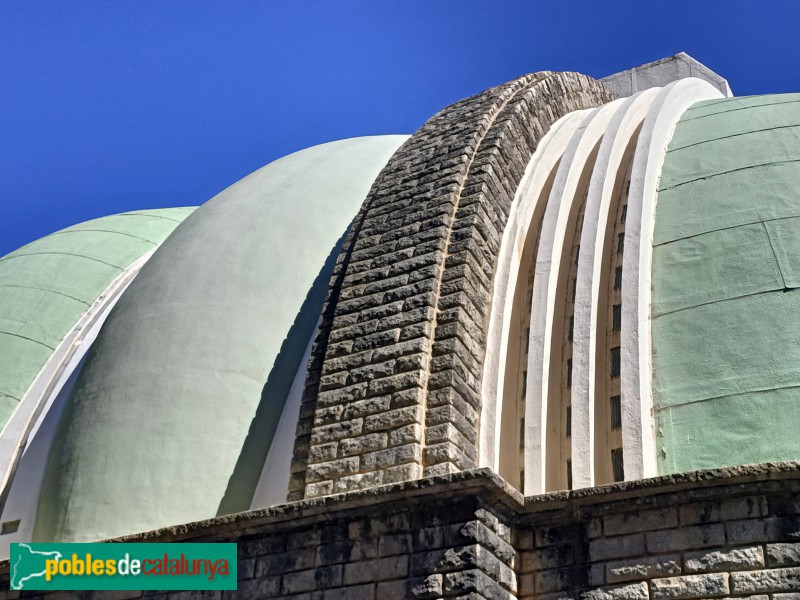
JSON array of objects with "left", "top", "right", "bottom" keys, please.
[
  {"left": 652, "top": 94, "right": 800, "bottom": 474},
  {"left": 35, "top": 136, "right": 408, "bottom": 543},
  {"left": 0, "top": 208, "right": 194, "bottom": 427}
]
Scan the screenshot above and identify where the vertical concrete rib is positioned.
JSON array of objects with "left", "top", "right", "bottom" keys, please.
[
  {"left": 621, "top": 78, "right": 723, "bottom": 479},
  {"left": 479, "top": 110, "right": 587, "bottom": 474},
  {"left": 524, "top": 100, "right": 622, "bottom": 494},
  {"left": 571, "top": 89, "right": 658, "bottom": 488}
]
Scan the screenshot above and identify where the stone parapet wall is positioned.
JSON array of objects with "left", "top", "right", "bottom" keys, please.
[
  {"left": 291, "top": 72, "right": 617, "bottom": 500},
  {"left": 517, "top": 464, "right": 800, "bottom": 599},
  {"left": 3, "top": 463, "right": 799, "bottom": 599}
]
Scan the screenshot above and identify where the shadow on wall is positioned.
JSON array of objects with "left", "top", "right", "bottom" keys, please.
[{"left": 216, "top": 230, "right": 347, "bottom": 516}]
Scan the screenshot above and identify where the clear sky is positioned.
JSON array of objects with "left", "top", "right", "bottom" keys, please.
[{"left": 2, "top": 1, "right": 799, "bottom": 256}]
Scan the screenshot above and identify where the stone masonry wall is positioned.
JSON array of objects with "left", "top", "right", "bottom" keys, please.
[
  {"left": 4, "top": 463, "right": 799, "bottom": 599},
  {"left": 517, "top": 463, "right": 800, "bottom": 600},
  {"left": 290, "top": 72, "right": 617, "bottom": 500}
]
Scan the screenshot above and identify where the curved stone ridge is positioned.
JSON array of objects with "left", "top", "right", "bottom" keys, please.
[{"left": 294, "top": 72, "right": 617, "bottom": 499}]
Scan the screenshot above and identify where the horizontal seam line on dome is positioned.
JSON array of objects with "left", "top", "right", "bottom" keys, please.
[
  {"left": 658, "top": 158, "right": 800, "bottom": 191},
  {"left": 654, "top": 383, "right": 800, "bottom": 412},
  {"left": 0, "top": 252, "right": 125, "bottom": 270},
  {"left": 0, "top": 331, "right": 55, "bottom": 350},
  {"left": 45, "top": 229, "right": 160, "bottom": 245},
  {"left": 117, "top": 212, "right": 186, "bottom": 223},
  {"left": 651, "top": 286, "right": 795, "bottom": 319},
  {"left": 653, "top": 213, "right": 800, "bottom": 247},
  {"left": 680, "top": 98, "right": 800, "bottom": 122},
  {"left": 0, "top": 392, "right": 19, "bottom": 402},
  {"left": 667, "top": 123, "right": 800, "bottom": 152},
  {"left": 0, "top": 284, "right": 90, "bottom": 306}
]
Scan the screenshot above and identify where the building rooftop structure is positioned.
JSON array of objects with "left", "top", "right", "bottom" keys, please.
[{"left": 1, "top": 54, "right": 799, "bottom": 599}]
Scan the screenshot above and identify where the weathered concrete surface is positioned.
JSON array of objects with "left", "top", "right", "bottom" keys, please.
[{"left": 602, "top": 53, "right": 732, "bottom": 98}]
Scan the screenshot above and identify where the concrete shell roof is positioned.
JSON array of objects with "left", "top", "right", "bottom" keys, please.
[
  {"left": 35, "top": 135, "right": 408, "bottom": 542},
  {"left": 651, "top": 93, "right": 800, "bottom": 473},
  {"left": 0, "top": 208, "right": 195, "bottom": 427}
]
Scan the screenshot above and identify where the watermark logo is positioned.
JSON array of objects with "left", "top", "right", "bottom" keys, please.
[{"left": 10, "top": 543, "right": 236, "bottom": 590}]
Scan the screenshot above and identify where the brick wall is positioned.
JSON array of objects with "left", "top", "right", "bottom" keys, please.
[
  {"left": 4, "top": 463, "right": 799, "bottom": 599},
  {"left": 291, "top": 72, "right": 617, "bottom": 500}
]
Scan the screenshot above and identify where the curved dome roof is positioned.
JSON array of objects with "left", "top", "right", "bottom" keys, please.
[
  {"left": 652, "top": 93, "right": 800, "bottom": 472},
  {"left": 35, "top": 135, "right": 408, "bottom": 542},
  {"left": 0, "top": 208, "right": 194, "bottom": 427}
]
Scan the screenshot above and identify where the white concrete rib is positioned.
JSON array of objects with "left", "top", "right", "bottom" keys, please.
[
  {"left": 621, "top": 78, "right": 724, "bottom": 479},
  {"left": 482, "top": 77, "right": 723, "bottom": 494},
  {"left": 479, "top": 110, "right": 588, "bottom": 471},
  {"left": 524, "top": 99, "right": 623, "bottom": 495},
  {"left": 571, "top": 88, "right": 659, "bottom": 488}
]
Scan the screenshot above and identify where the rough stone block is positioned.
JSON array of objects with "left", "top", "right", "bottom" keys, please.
[
  {"left": 521, "top": 544, "right": 575, "bottom": 572},
  {"left": 343, "top": 555, "right": 409, "bottom": 585},
  {"left": 684, "top": 545, "right": 764, "bottom": 573},
  {"left": 305, "top": 457, "right": 359, "bottom": 483},
  {"left": 645, "top": 523, "right": 725, "bottom": 553},
  {"left": 333, "top": 471, "right": 383, "bottom": 493},
  {"left": 255, "top": 548, "right": 316, "bottom": 576},
  {"left": 310, "top": 583, "right": 375, "bottom": 600},
  {"left": 678, "top": 496, "right": 764, "bottom": 525},
  {"left": 364, "top": 406, "right": 423, "bottom": 433},
  {"left": 580, "top": 582, "right": 649, "bottom": 600},
  {"left": 604, "top": 507, "right": 678, "bottom": 536},
  {"left": 589, "top": 534, "right": 645, "bottom": 561},
  {"left": 444, "top": 568, "right": 515, "bottom": 599},
  {"left": 605, "top": 554, "right": 681, "bottom": 584},
  {"left": 767, "top": 543, "right": 800, "bottom": 567},
  {"left": 384, "top": 462, "right": 422, "bottom": 483},
  {"left": 361, "top": 443, "right": 421, "bottom": 470},
  {"left": 731, "top": 567, "right": 800, "bottom": 593},
  {"left": 650, "top": 573, "right": 729, "bottom": 599},
  {"left": 339, "top": 433, "right": 388, "bottom": 457},
  {"left": 283, "top": 566, "right": 343, "bottom": 594},
  {"left": 726, "top": 516, "right": 800, "bottom": 544}
]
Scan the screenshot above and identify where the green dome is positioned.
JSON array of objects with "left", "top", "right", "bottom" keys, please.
[
  {"left": 34, "top": 136, "right": 408, "bottom": 542},
  {"left": 0, "top": 208, "right": 194, "bottom": 426},
  {"left": 652, "top": 93, "right": 800, "bottom": 473}
]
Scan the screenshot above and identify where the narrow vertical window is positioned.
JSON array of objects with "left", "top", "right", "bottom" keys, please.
[
  {"left": 612, "top": 304, "right": 622, "bottom": 330},
  {"left": 566, "top": 359, "right": 572, "bottom": 388},
  {"left": 575, "top": 245, "right": 580, "bottom": 265},
  {"left": 572, "top": 278, "right": 577, "bottom": 302},
  {"left": 611, "top": 448, "right": 624, "bottom": 482},
  {"left": 566, "top": 406, "right": 572, "bottom": 437},
  {"left": 617, "top": 233, "right": 625, "bottom": 254},
  {"left": 614, "top": 266, "right": 623, "bottom": 290},
  {"left": 620, "top": 204, "right": 627, "bottom": 224},
  {"left": 567, "top": 459, "right": 573, "bottom": 490},
  {"left": 519, "top": 418, "right": 525, "bottom": 450},
  {"left": 610, "top": 395, "right": 622, "bottom": 429},
  {"left": 521, "top": 370, "right": 527, "bottom": 398},
  {"left": 610, "top": 347, "right": 621, "bottom": 378},
  {"left": 568, "top": 316, "right": 574, "bottom": 342}
]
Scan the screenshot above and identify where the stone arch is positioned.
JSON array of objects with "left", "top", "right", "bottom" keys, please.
[{"left": 290, "top": 72, "right": 616, "bottom": 500}]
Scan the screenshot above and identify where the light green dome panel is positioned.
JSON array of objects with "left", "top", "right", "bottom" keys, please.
[
  {"left": 35, "top": 135, "right": 408, "bottom": 543},
  {"left": 0, "top": 208, "right": 194, "bottom": 426},
  {"left": 652, "top": 94, "right": 800, "bottom": 474}
]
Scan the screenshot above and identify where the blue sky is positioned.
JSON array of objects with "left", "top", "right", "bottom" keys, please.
[{"left": 2, "top": 1, "right": 799, "bottom": 256}]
